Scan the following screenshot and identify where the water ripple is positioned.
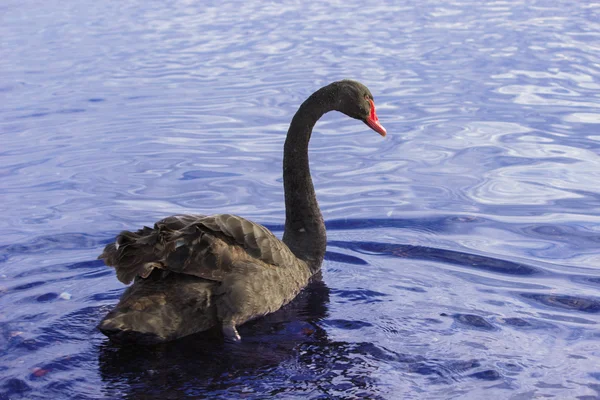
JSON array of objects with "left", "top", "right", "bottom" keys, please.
[{"left": 1, "top": 0, "right": 600, "bottom": 398}]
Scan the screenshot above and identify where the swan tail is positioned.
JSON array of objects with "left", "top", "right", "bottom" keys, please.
[{"left": 98, "top": 225, "right": 169, "bottom": 285}]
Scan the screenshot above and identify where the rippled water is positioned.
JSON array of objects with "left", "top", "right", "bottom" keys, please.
[{"left": 2, "top": 0, "right": 600, "bottom": 398}]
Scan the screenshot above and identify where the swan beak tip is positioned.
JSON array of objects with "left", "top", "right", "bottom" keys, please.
[{"left": 365, "top": 118, "right": 387, "bottom": 137}]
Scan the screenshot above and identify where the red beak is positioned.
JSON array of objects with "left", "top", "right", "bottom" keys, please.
[{"left": 365, "top": 99, "right": 386, "bottom": 136}]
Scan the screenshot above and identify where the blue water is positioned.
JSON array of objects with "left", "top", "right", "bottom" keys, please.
[{"left": 1, "top": 0, "right": 600, "bottom": 398}]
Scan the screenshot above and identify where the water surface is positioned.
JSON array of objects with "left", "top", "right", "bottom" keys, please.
[{"left": 1, "top": 0, "right": 600, "bottom": 398}]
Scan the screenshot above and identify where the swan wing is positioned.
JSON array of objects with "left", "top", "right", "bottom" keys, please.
[{"left": 98, "top": 214, "right": 299, "bottom": 284}]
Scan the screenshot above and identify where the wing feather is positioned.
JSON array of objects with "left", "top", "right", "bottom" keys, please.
[{"left": 99, "top": 214, "right": 298, "bottom": 284}]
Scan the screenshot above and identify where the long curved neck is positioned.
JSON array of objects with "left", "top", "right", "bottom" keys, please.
[{"left": 282, "top": 87, "right": 337, "bottom": 273}]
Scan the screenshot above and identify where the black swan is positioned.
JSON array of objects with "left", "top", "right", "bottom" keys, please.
[{"left": 98, "top": 80, "right": 386, "bottom": 344}]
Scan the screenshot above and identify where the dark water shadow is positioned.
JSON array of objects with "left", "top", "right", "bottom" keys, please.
[
  {"left": 263, "top": 216, "right": 483, "bottom": 236},
  {"left": 519, "top": 293, "right": 600, "bottom": 314},
  {"left": 329, "top": 240, "right": 542, "bottom": 277}
]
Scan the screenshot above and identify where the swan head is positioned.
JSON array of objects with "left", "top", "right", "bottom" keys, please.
[{"left": 333, "top": 80, "right": 387, "bottom": 137}]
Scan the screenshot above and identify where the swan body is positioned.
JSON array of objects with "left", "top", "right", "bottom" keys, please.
[{"left": 98, "top": 80, "right": 386, "bottom": 343}]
